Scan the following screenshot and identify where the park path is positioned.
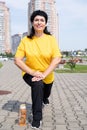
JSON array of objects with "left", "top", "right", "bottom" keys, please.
[{"left": 0, "top": 61, "right": 87, "bottom": 130}]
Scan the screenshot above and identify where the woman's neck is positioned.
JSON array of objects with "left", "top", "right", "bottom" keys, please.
[{"left": 35, "top": 31, "right": 44, "bottom": 37}]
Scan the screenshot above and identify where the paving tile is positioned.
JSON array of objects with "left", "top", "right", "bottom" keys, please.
[
  {"left": 0, "top": 61, "right": 87, "bottom": 130},
  {"left": 82, "top": 125, "right": 87, "bottom": 130},
  {"left": 67, "top": 127, "right": 83, "bottom": 130},
  {"left": 0, "top": 123, "right": 12, "bottom": 129},
  {"left": 56, "top": 125, "right": 67, "bottom": 130},
  {"left": 0, "top": 116, "right": 5, "bottom": 122}
]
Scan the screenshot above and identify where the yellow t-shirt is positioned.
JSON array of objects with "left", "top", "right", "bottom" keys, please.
[{"left": 15, "top": 34, "right": 62, "bottom": 84}]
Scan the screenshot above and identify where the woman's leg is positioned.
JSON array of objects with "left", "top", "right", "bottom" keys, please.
[
  {"left": 23, "top": 73, "right": 44, "bottom": 122},
  {"left": 31, "top": 81, "right": 43, "bottom": 121},
  {"left": 43, "top": 82, "right": 53, "bottom": 104}
]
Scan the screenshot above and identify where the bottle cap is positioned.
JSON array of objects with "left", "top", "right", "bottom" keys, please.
[{"left": 20, "top": 104, "right": 26, "bottom": 109}]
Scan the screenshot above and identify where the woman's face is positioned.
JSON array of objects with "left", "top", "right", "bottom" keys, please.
[{"left": 32, "top": 15, "right": 46, "bottom": 33}]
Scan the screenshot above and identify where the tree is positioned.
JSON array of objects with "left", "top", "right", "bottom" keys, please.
[{"left": 67, "top": 57, "right": 77, "bottom": 71}]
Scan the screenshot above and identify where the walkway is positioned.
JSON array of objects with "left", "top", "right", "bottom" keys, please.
[{"left": 0, "top": 61, "right": 87, "bottom": 130}]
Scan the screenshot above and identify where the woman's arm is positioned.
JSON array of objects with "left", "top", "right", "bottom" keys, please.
[
  {"left": 14, "top": 57, "right": 44, "bottom": 78},
  {"left": 32, "top": 57, "right": 61, "bottom": 81},
  {"left": 43, "top": 57, "right": 61, "bottom": 78},
  {"left": 14, "top": 57, "right": 34, "bottom": 75}
]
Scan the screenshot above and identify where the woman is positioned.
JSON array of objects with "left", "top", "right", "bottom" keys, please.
[{"left": 14, "top": 10, "right": 62, "bottom": 129}]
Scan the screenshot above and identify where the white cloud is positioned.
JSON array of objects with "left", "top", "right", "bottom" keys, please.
[
  {"left": 11, "top": 23, "right": 27, "bottom": 35},
  {"left": 2, "top": 0, "right": 30, "bottom": 34},
  {"left": 56, "top": 0, "right": 87, "bottom": 30},
  {"left": 3, "top": 0, "right": 30, "bottom": 9},
  {"left": 56, "top": 0, "right": 87, "bottom": 50}
]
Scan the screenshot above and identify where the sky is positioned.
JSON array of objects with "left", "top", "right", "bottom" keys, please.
[{"left": 2, "top": 0, "right": 87, "bottom": 51}]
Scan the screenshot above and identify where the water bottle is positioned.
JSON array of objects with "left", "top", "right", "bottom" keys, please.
[{"left": 19, "top": 104, "right": 27, "bottom": 126}]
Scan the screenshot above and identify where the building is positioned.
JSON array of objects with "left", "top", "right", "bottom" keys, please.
[
  {"left": 11, "top": 32, "right": 28, "bottom": 54},
  {"left": 28, "top": 0, "right": 59, "bottom": 41},
  {"left": 11, "top": 34, "right": 22, "bottom": 54},
  {"left": 0, "top": 1, "right": 11, "bottom": 54},
  {"left": 22, "top": 32, "right": 28, "bottom": 38}
]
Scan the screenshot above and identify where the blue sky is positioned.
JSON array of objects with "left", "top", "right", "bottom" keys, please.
[{"left": 4, "top": 0, "right": 87, "bottom": 51}]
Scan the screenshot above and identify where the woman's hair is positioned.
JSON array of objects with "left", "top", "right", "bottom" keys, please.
[{"left": 27, "top": 10, "right": 51, "bottom": 39}]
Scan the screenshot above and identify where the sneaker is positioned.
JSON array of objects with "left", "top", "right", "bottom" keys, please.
[
  {"left": 31, "top": 120, "right": 41, "bottom": 129},
  {"left": 40, "top": 120, "right": 42, "bottom": 125},
  {"left": 43, "top": 98, "right": 49, "bottom": 105}
]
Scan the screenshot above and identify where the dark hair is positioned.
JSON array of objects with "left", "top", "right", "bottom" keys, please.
[{"left": 27, "top": 10, "right": 51, "bottom": 39}]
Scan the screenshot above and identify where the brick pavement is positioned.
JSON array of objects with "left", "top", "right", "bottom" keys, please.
[{"left": 0, "top": 61, "right": 87, "bottom": 130}]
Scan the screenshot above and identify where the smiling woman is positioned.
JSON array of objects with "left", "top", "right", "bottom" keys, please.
[{"left": 14, "top": 10, "right": 62, "bottom": 129}]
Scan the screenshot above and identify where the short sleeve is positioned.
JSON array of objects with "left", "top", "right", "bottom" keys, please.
[
  {"left": 51, "top": 36, "right": 62, "bottom": 58},
  {"left": 15, "top": 39, "right": 25, "bottom": 58}
]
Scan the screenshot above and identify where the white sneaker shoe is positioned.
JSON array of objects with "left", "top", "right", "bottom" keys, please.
[{"left": 31, "top": 120, "right": 42, "bottom": 129}]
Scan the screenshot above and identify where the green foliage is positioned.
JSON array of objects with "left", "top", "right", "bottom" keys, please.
[
  {"left": 67, "top": 61, "right": 76, "bottom": 71},
  {"left": 5, "top": 52, "right": 14, "bottom": 57},
  {"left": 0, "top": 52, "right": 14, "bottom": 58}
]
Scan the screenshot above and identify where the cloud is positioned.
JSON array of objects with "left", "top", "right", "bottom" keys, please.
[
  {"left": 3, "top": 0, "right": 30, "bottom": 10},
  {"left": 2, "top": 0, "right": 30, "bottom": 34},
  {"left": 57, "top": 0, "right": 87, "bottom": 25},
  {"left": 11, "top": 23, "right": 27, "bottom": 35},
  {"left": 56, "top": 0, "right": 87, "bottom": 37},
  {"left": 56, "top": 0, "right": 87, "bottom": 50}
]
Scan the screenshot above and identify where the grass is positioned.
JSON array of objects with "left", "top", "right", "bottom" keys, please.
[
  {"left": 0, "top": 62, "right": 3, "bottom": 68},
  {"left": 55, "top": 64, "right": 87, "bottom": 73}
]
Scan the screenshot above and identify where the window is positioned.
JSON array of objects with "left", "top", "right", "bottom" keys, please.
[{"left": 45, "top": 3, "right": 51, "bottom": 10}]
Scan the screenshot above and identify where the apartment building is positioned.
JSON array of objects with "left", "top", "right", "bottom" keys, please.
[
  {"left": 28, "top": 0, "right": 59, "bottom": 41},
  {"left": 11, "top": 34, "right": 21, "bottom": 54},
  {"left": 11, "top": 32, "right": 28, "bottom": 54},
  {"left": 0, "top": 1, "right": 11, "bottom": 54}
]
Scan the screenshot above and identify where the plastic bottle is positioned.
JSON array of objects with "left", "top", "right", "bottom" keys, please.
[{"left": 19, "top": 104, "right": 27, "bottom": 126}]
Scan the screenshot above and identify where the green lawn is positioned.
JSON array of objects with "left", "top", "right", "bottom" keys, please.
[
  {"left": 55, "top": 64, "right": 87, "bottom": 73},
  {"left": 0, "top": 62, "right": 3, "bottom": 68}
]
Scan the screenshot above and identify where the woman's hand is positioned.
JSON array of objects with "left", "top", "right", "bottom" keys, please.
[
  {"left": 32, "top": 71, "right": 45, "bottom": 81},
  {"left": 32, "top": 57, "right": 61, "bottom": 82}
]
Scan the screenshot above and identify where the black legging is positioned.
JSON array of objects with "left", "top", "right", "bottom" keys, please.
[{"left": 23, "top": 73, "right": 53, "bottom": 121}]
